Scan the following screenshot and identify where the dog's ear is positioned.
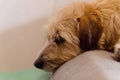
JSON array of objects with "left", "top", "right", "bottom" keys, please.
[{"left": 77, "top": 11, "right": 103, "bottom": 51}]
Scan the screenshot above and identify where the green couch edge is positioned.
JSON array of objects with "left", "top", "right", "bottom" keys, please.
[{"left": 0, "top": 68, "right": 50, "bottom": 80}]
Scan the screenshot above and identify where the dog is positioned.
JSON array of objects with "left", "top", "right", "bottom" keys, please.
[{"left": 34, "top": 0, "right": 120, "bottom": 72}]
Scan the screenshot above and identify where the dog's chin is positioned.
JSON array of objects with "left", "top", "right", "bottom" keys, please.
[{"left": 39, "top": 66, "right": 57, "bottom": 72}]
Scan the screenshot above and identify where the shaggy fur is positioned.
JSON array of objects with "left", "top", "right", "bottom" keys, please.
[{"left": 34, "top": 0, "right": 120, "bottom": 72}]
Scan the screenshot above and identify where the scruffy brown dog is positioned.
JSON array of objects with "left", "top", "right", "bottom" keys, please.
[{"left": 34, "top": 0, "right": 120, "bottom": 72}]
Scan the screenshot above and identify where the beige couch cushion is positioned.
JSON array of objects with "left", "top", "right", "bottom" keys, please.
[{"left": 50, "top": 50, "right": 120, "bottom": 80}]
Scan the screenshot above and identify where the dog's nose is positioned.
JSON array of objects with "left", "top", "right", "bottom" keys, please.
[{"left": 34, "top": 60, "right": 44, "bottom": 69}]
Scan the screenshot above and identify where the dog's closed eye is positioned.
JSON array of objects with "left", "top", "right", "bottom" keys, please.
[{"left": 55, "top": 36, "right": 65, "bottom": 44}]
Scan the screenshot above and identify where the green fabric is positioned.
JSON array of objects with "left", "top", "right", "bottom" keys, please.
[{"left": 0, "top": 68, "right": 50, "bottom": 80}]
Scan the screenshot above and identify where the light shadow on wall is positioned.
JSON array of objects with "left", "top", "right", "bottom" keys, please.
[{"left": 0, "top": 18, "right": 49, "bottom": 72}]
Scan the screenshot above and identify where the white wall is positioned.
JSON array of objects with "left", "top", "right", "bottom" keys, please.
[
  {"left": 54, "top": 0, "right": 93, "bottom": 12},
  {"left": 0, "top": 0, "right": 53, "bottom": 72},
  {"left": 0, "top": 0, "right": 92, "bottom": 72}
]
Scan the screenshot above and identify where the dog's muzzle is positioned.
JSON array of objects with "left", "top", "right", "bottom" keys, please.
[
  {"left": 34, "top": 59, "right": 44, "bottom": 68},
  {"left": 34, "top": 42, "right": 57, "bottom": 69}
]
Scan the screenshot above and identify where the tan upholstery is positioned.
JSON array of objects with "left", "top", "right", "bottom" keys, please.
[{"left": 50, "top": 50, "right": 120, "bottom": 80}]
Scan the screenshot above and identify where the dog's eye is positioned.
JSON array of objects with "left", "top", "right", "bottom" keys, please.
[{"left": 55, "top": 36, "right": 65, "bottom": 44}]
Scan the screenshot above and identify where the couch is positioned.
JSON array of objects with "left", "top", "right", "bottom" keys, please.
[{"left": 50, "top": 50, "right": 120, "bottom": 80}]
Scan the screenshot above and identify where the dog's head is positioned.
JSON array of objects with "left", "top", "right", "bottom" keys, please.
[{"left": 34, "top": 3, "right": 103, "bottom": 72}]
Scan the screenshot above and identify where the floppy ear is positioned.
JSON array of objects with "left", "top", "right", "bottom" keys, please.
[{"left": 78, "top": 12, "right": 103, "bottom": 51}]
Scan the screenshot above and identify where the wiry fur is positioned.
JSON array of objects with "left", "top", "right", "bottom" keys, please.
[{"left": 34, "top": 0, "right": 120, "bottom": 72}]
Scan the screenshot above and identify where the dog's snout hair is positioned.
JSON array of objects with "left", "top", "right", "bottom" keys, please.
[
  {"left": 34, "top": 42, "right": 59, "bottom": 71},
  {"left": 34, "top": 0, "right": 120, "bottom": 72}
]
